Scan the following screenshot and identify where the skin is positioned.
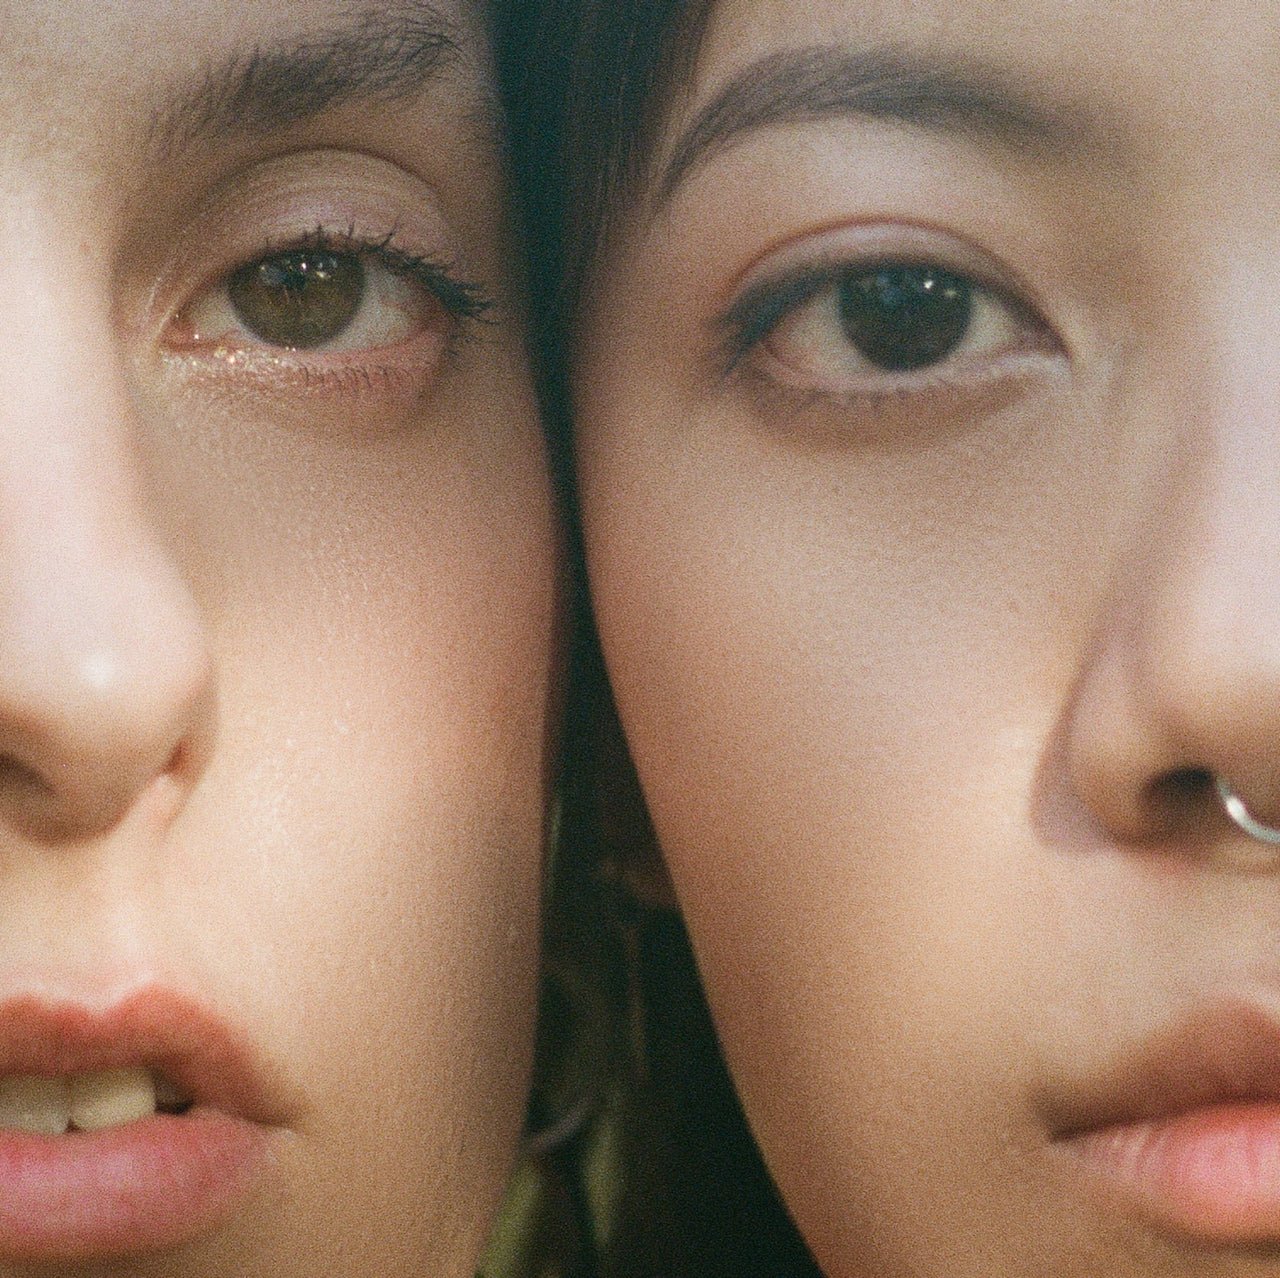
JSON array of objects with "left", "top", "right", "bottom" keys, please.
[
  {"left": 575, "top": 0, "right": 1280, "bottom": 1273},
  {"left": 0, "top": 1, "right": 557, "bottom": 1274}
]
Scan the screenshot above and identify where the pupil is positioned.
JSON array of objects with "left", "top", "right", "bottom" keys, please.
[
  {"left": 227, "top": 249, "right": 365, "bottom": 349},
  {"left": 837, "top": 265, "right": 972, "bottom": 372}
]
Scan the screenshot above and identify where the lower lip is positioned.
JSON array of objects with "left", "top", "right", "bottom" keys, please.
[
  {"left": 0, "top": 1110, "right": 265, "bottom": 1260},
  {"left": 1066, "top": 1102, "right": 1280, "bottom": 1240}
]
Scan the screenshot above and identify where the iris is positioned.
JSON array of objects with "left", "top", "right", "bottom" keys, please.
[{"left": 838, "top": 264, "right": 972, "bottom": 371}]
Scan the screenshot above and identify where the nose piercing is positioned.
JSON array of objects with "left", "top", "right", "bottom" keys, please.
[{"left": 1214, "top": 775, "right": 1280, "bottom": 864}]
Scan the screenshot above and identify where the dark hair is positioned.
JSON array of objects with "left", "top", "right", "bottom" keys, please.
[
  {"left": 493, "top": 0, "right": 711, "bottom": 456},
  {"left": 485, "top": 4, "right": 823, "bottom": 1276}
]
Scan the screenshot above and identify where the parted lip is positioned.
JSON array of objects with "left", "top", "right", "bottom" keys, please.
[
  {"left": 1049, "top": 998, "right": 1280, "bottom": 1138},
  {"left": 0, "top": 986, "right": 297, "bottom": 1129}
]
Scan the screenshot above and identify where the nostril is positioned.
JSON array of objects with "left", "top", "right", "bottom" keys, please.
[
  {"left": 0, "top": 750, "right": 113, "bottom": 842},
  {"left": 1143, "top": 766, "right": 1214, "bottom": 837},
  {"left": 0, "top": 756, "right": 54, "bottom": 803},
  {"left": 164, "top": 739, "right": 197, "bottom": 781},
  {"left": 0, "top": 754, "right": 105, "bottom": 843},
  {"left": 0, "top": 742, "right": 170, "bottom": 844}
]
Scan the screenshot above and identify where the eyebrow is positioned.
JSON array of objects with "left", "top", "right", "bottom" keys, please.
[
  {"left": 657, "top": 45, "right": 1102, "bottom": 204},
  {"left": 148, "top": 3, "right": 471, "bottom": 157}
]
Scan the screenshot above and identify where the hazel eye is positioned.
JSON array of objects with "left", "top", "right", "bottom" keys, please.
[
  {"left": 226, "top": 248, "right": 366, "bottom": 349},
  {"left": 175, "top": 242, "right": 455, "bottom": 355}
]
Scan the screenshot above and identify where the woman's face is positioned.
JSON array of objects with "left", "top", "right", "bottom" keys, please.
[
  {"left": 576, "top": 0, "right": 1280, "bottom": 1274},
  {"left": 0, "top": 1, "right": 556, "bottom": 1273}
]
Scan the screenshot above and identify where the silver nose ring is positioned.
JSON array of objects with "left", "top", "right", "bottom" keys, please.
[{"left": 1215, "top": 775, "right": 1280, "bottom": 861}]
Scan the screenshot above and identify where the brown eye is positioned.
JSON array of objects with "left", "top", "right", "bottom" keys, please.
[
  {"left": 741, "top": 255, "right": 1043, "bottom": 397},
  {"left": 838, "top": 265, "right": 972, "bottom": 372},
  {"left": 226, "top": 249, "right": 365, "bottom": 349}
]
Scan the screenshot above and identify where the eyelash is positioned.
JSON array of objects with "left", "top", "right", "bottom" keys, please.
[{"left": 307, "top": 226, "right": 492, "bottom": 326}]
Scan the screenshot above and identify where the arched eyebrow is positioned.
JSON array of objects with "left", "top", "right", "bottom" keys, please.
[
  {"left": 657, "top": 45, "right": 1108, "bottom": 205},
  {"left": 148, "top": 2, "right": 473, "bottom": 158}
]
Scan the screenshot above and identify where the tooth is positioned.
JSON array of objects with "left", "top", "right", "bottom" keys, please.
[
  {"left": 69, "top": 1067, "right": 156, "bottom": 1132},
  {"left": 0, "top": 1075, "right": 70, "bottom": 1134}
]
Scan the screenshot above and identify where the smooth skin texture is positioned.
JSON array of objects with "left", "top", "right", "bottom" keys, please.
[
  {"left": 0, "top": 0, "right": 556, "bottom": 1274},
  {"left": 575, "top": 0, "right": 1280, "bottom": 1273}
]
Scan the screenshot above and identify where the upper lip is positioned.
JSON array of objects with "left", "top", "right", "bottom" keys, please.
[
  {"left": 1048, "top": 996, "right": 1280, "bottom": 1138},
  {"left": 0, "top": 985, "right": 296, "bottom": 1127}
]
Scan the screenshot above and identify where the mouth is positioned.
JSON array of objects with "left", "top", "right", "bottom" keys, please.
[
  {"left": 1054, "top": 1000, "right": 1280, "bottom": 1243},
  {"left": 0, "top": 987, "right": 286, "bottom": 1262}
]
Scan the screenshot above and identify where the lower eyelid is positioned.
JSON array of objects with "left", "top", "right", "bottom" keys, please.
[
  {"left": 155, "top": 334, "right": 458, "bottom": 431},
  {"left": 156, "top": 255, "right": 466, "bottom": 422}
]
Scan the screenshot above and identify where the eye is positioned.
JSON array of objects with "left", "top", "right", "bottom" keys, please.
[
  {"left": 722, "top": 258, "right": 1054, "bottom": 397},
  {"left": 171, "top": 237, "right": 488, "bottom": 355}
]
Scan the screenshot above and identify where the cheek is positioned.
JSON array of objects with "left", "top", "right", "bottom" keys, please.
[
  {"left": 140, "top": 353, "right": 558, "bottom": 1265},
  {"left": 576, "top": 351, "right": 1124, "bottom": 1275}
]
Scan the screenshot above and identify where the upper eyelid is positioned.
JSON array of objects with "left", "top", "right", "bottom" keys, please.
[
  {"left": 717, "top": 215, "right": 1051, "bottom": 312},
  {"left": 149, "top": 223, "right": 492, "bottom": 358},
  {"left": 136, "top": 149, "right": 469, "bottom": 332},
  {"left": 239, "top": 229, "right": 492, "bottom": 320}
]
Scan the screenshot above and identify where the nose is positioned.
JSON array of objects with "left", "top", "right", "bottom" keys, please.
[
  {"left": 0, "top": 266, "right": 213, "bottom": 842},
  {"left": 1066, "top": 321, "right": 1280, "bottom": 848}
]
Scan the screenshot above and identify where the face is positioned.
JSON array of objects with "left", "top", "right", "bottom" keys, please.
[
  {"left": 0, "top": 1, "right": 556, "bottom": 1274},
  {"left": 575, "top": 0, "right": 1280, "bottom": 1274}
]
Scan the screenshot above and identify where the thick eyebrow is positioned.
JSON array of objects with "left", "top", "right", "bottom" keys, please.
[
  {"left": 148, "top": 3, "right": 472, "bottom": 157},
  {"left": 657, "top": 45, "right": 1102, "bottom": 204}
]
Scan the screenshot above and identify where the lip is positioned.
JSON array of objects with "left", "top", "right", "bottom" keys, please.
[
  {"left": 1053, "top": 1000, "right": 1280, "bottom": 1242},
  {"left": 0, "top": 986, "right": 290, "bottom": 1261}
]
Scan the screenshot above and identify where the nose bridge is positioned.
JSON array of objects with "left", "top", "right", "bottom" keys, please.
[
  {"left": 1141, "top": 393, "right": 1280, "bottom": 766},
  {"left": 1144, "top": 288, "right": 1280, "bottom": 737},
  {"left": 0, "top": 234, "right": 214, "bottom": 842},
  {"left": 1067, "top": 285, "right": 1280, "bottom": 840}
]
